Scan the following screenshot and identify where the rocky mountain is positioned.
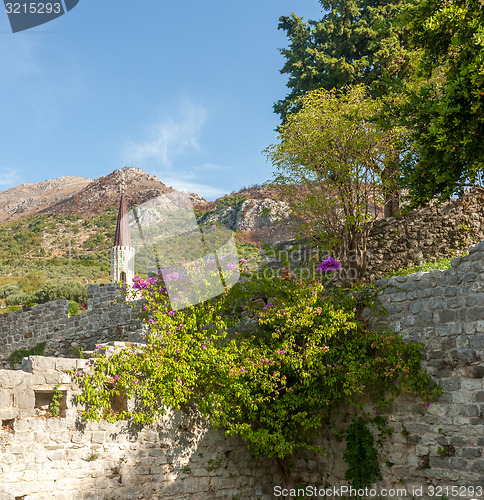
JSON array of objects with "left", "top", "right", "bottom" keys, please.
[
  {"left": 200, "top": 195, "right": 290, "bottom": 236},
  {"left": 0, "top": 176, "right": 92, "bottom": 223},
  {"left": 40, "top": 168, "right": 176, "bottom": 218},
  {"left": 0, "top": 168, "right": 210, "bottom": 223},
  {"left": 0, "top": 167, "right": 295, "bottom": 243}
]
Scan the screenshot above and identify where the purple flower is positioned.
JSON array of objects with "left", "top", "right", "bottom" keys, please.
[
  {"left": 96, "top": 345, "right": 102, "bottom": 349},
  {"left": 277, "top": 350, "right": 286, "bottom": 355},
  {"left": 239, "top": 258, "right": 248, "bottom": 264},
  {"left": 168, "top": 311, "right": 176, "bottom": 316},
  {"left": 148, "top": 318, "right": 154, "bottom": 323},
  {"left": 317, "top": 257, "right": 341, "bottom": 273},
  {"left": 201, "top": 345, "right": 207, "bottom": 349},
  {"left": 211, "top": 224, "right": 216, "bottom": 229},
  {"left": 227, "top": 263, "right": 237, "bottom": 270},
  {"left": 176, "top": 349, "right": 180, "bottom": 353},
  {"left": 133, "top": 379, "right": 139, "bottom": 385},
  {"left": 114, "top": 375, "right": 119, "bottom": 380}
]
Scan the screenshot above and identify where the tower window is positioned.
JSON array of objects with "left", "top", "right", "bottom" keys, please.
[{"left": 120, "top": 271, "right": 127, "bottom": 283}]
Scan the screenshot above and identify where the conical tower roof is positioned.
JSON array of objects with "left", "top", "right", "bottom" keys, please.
[{"left": 113, "top": 193, "right": 132, "bottom": 247}]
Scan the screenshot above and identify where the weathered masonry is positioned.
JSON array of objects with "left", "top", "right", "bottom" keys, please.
[
  {"left": 0, "top": 240, "right": 483, "bottom": 499},
  {"left": 0, "top": 283, "right": 144, "bottom": 363}
]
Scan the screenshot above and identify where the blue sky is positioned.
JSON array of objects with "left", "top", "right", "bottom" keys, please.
[{"left": 0, "top": 1, "right": 323, "bottom": 199}]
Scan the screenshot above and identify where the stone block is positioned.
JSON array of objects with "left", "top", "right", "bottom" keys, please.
[
  {"left": 466, "top": 307, "right": 484, "bottom": 323},
  {"left": 55, "top": 358, "right": 78, "bottom": 372},
  {"left": 183, "top": 477, "right": 200, "bottom": 494},
  {"left": 21, "top": 356, "right": 56, "bottom": 374},
  {"left": 462, "top": 447, "right": 482, "bottom": 458},
  {"left": 471, "top": 335, "right": 484, "bottom": 349},
  {"left": 0, "top": 389, "right": 12, "bottom": 409},
  {"left": 47, "top": 449, "right": 66, "bottom": 461},
  {"left": 16, "top": 389, "right": 35, "bottom": 409},
  {"left": 0, "top": 370, "right": 24, "bottom": 389},
  {"left": 471, "top": 459, "right": 484, "bottom": 473}
]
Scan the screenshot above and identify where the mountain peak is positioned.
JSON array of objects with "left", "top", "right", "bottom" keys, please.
[{"left": 0, "top": 168, "right": 181, "bottom": 223}]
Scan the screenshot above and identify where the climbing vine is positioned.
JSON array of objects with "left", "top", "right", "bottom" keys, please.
[{"left": 73, "top": 259, "right": 441, "bottom": 487}]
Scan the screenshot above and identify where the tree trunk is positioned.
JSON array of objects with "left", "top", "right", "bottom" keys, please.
[
  {"left": 276, "top": 457, "right": 294, "bottom": 499},
  {"left": 382, "top": 154, "right": 401, "bottom": 218}
]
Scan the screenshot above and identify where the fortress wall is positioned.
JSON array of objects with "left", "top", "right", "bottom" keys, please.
[
  {"left": 0, "top": 241, "right": 483, "bottom": 498},
  {"left": 0, "top": 356, "right": 279, "bottom": 500},
  {"left": 263, "top": 192, "right": 484, "bottom": 281},
  {"left": 0, "top": 284, "right": 144, "bottom": 362}
]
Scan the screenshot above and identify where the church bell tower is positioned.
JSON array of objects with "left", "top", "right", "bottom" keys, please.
[{"left": 111, "top": 171, "right": 135, "bottom": 286}]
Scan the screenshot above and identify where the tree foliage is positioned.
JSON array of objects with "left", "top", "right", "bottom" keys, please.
[
  {"left": 275, "top": 0, "right": 419, "bottom": 123},
  {"left": 400, "top": 0, "right": 484, "bottom": 204},
  {"left": 266, "top": 85, "right": 405, "bottom": 279}
]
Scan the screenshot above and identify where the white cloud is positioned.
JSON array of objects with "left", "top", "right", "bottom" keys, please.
[
  {"left": 161, "top": 176, "right": 227, "bottom": 200},
  {"left": 0, "top": 167, "right": 22, "bottom": 187},
  {"left": 126, "top": 101, "right": 208, "bottom": 167}
]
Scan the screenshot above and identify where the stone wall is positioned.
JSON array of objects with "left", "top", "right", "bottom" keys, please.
[
  {"left": 262, "top": 191, "right": 484, "bottom": 281},
  {"left": 0, "top": 240, "right": 483, "bottom": 499},
  {"left": 367, "top": 191, "right": 484, "bottom": 280},
  {"left": 367, "top": 239, "right": 484, "bottom": 491},
  {"left": 0, "top": 355, "right": 280, "bottom": 500},
  {"left": 0, "top": 284, "right": 144, "bottom": 362}
]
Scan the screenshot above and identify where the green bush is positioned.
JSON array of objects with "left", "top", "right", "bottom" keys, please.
[
  {"left": 33, "top": 282, "right": 88, "bottom": 305},
  {"left": 5, "top": 291, "right": 33, "bottom": 306},
  {"left": 68, "top": 300, "right": 79, "bottom": 317},
  {"left": 0, "top": 283, "right": 20, "bottom": 299},
  {"left": 8, "top": 341, "right": 47, "bottom": 366},
  {"left": 74, "top": 265, "right": 441, "bottom": 486}
]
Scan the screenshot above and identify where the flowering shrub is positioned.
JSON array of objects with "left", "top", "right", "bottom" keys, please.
[
  {"left": 317, "top": 256, "right": 342, "bottom": 273},
  {"left": 73, "top": 260, "right": 440, "bottom": 486}
]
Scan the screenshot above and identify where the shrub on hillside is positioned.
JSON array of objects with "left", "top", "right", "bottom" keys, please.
[
  {"left": 33, "top": 282, "right": 88, "bottom": 305},
  {"left": 0, "top": 283, "right": 20, "bottom": 299},
  {"left": 5, "top": 291, "right": 33, "bottom": 306}
]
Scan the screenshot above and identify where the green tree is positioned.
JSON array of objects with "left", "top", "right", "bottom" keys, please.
[
  {"left": 275, "top": 0, "right": 420, "bottom": 216},
  {"left": 266, "top": 85, "right": 405, "bottom": 279},
  {"left": 275, "top": 0, "right": 418, "bottom": 121},
  {"left": 18, "top": 271, "right": 47, "bottom": 295},
  {"left": 400, "top": 0, "right": 484, "bottom": 205}
]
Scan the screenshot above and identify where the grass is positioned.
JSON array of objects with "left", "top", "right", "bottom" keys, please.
[{"left": 381, "top": 255, "right": 459, "bottom": 280}]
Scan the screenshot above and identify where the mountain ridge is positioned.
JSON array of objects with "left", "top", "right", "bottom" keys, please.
[{"left": 0, "top": 168, "right": 210, "bottom": 223}]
